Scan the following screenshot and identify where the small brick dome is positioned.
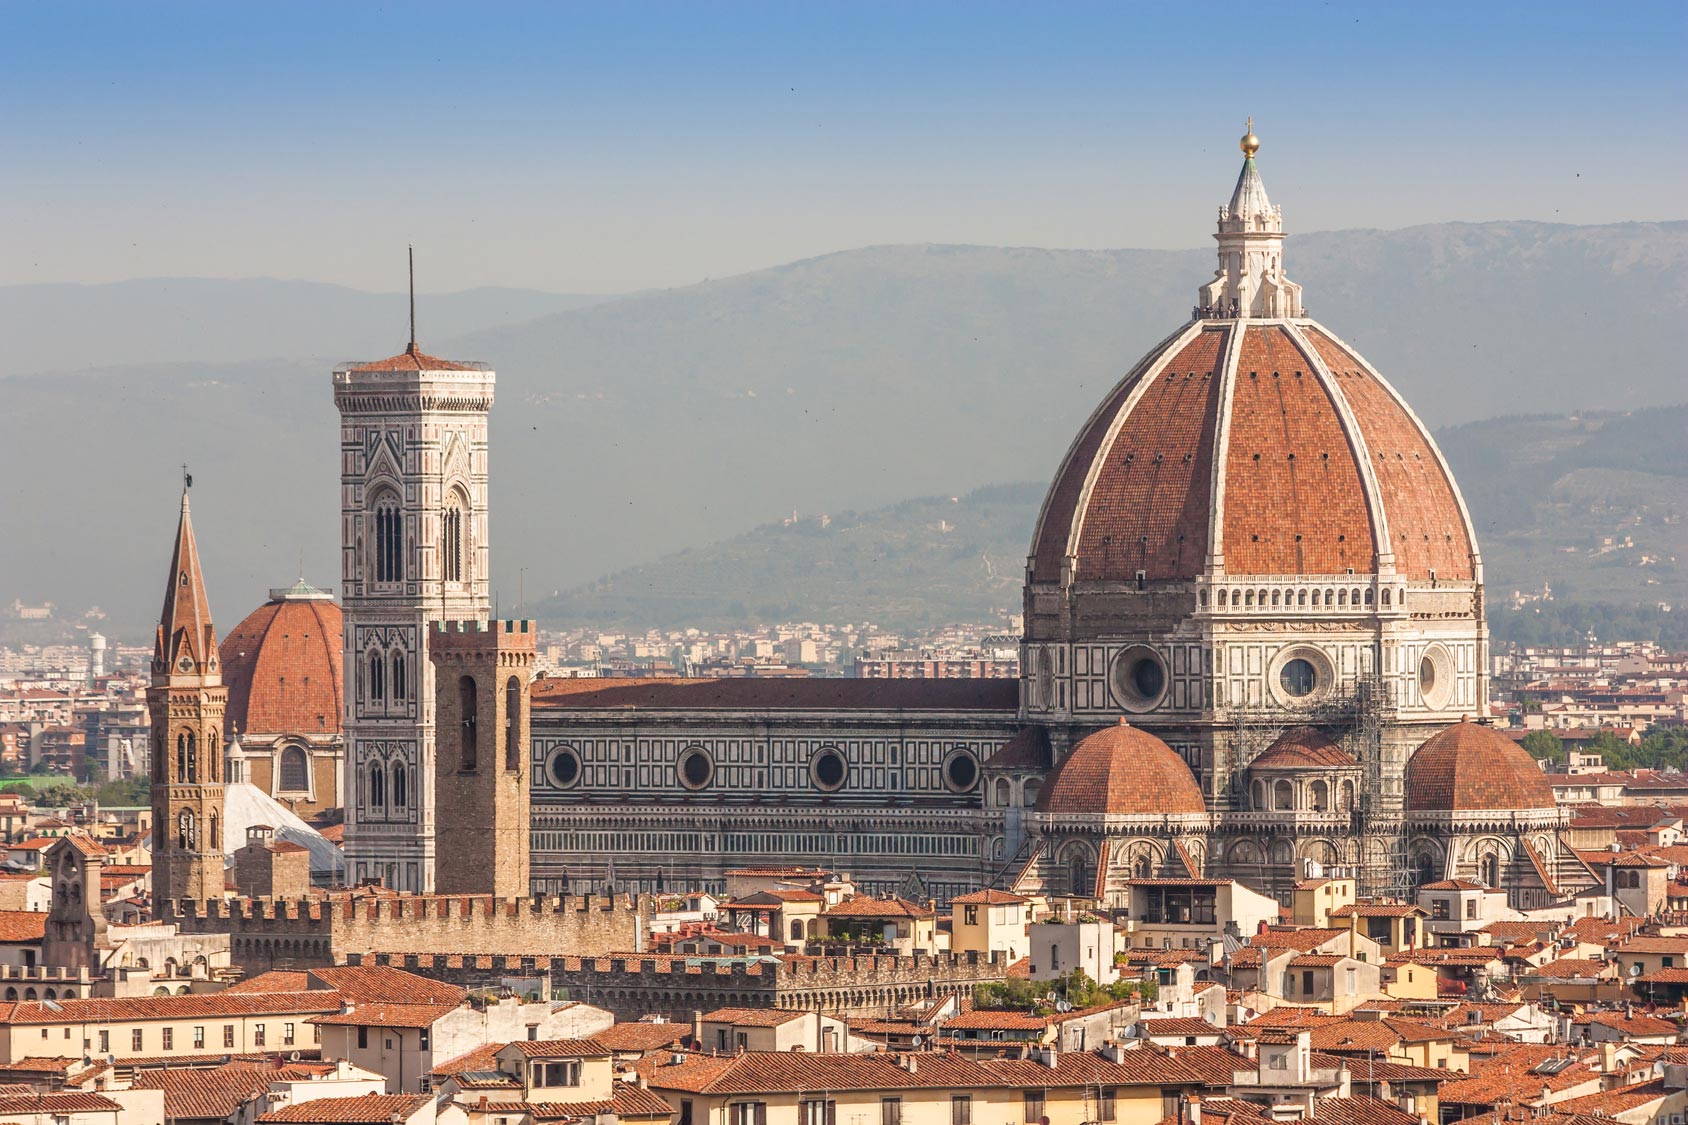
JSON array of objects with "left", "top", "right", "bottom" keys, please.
[
  {"left": 220, "top": 582, "right": 343, "bottom": 738},
  {"left": 1035, "top": 719, "right": 1206, "bottom": 817},
  {"left": 1404, "top": 719, "right": 1557, "bottom": 814},
  {"left": 1250, "top": 727, "right": 1357, "bottom": 771}
]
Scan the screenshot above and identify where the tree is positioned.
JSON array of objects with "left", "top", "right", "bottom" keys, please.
[{"left": 1520, "top": 730, "right": 1565, "bottom": 764}]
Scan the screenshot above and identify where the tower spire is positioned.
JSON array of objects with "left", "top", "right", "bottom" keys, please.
[
  {"left": 1197, "top": 118, "right": 1303, "bottom": 319},
  {"left": 155, "top": 479, "right": 219, "bottom": 683},
  {"left": 407, "top": 244, "right": 417, "bottom": 355}
]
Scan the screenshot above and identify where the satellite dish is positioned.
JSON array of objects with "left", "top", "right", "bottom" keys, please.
[
  {"left": 911, "top": 1036, "right": 923, "bottom": 1049},
  {"left": 1057, "top": 1000, "right": 1073, "bottom": 1013},
  {"left": 1629, "top": 965, "right": 1642, "bottom": 976}
]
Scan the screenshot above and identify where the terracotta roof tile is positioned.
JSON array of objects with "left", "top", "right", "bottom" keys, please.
[
  {"left": 1035, "top": 720, "right": 1205, "bottom": 816},
  {"left": 1250, "top": 727, "right": 1357, "bottom": 771},
  {"left": 1405, "top": 720, "right": 1558, "bottom": 813},
  {"left": 258, "top": 1093, "right": 431, "bottom": 1123},
  {"left": 532, "top": 677, "right": 1016, "bottom": 712},
  {"left": 220, "top": 594, "right": 342, "bottom": 738}
]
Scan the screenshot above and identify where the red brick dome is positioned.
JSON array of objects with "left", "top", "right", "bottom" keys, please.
[
  {"left": 219, "top": 582, "right": 343, "bottom": 738},
  {"left": 1029, "top": 320, "right": 1477, "bottom": 586},
  {"left": 1035, "top": 719, "right": 1206, "bottom": 817},
  {"left": 1404, "top": 719, "right": 1557, "bottom": 814},
  {"left": 1250, "top": 727, "right": 1356, "bottom": 771}
]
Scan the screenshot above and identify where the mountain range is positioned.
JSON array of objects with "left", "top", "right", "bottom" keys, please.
[{"left": 1, "top": 220, "right": 1683, "bottom": 638}]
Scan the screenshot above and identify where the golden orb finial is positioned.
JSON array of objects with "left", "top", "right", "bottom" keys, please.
[{"left": 1240, "top": 116, "right": 1260, "bottom": 158}]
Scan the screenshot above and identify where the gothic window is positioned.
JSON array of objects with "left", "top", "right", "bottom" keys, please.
[
  {"left": 206, "top": 731, "right": 219, "bottom": 782},
  {"left": 1480, "top": 852, "right": 1500, "bottom": 888},
  {"left": 368, "top": 651, "right": 385, "bottom": 703},
  {"left": 279, "top": 746, "right": 309, "bottom": 792},
  {"left": 1310, "top": 780, "right": 1329, "bottom": 812},
  {"left": 1133, "top": 855, "right": 1151, "bottom": 879},
  {"left": 505, "top": 676, "right": 522, "bottom": 771},
  {"left": 372, "top": 493, "right": 403, "bottom": 583},
  {"left": 177, "top": 810, "right": 196, "bottom": 851},
  {"left": 176, "top": 732, "right": 188, "bottom": 782},
  {"left": 209, "top": 813, "right": 219, "bottom": 853},
  {"left": 369, "top": 763, "right": 386, "bottom": 811},
  {"left": 392, "top": 763, "right": 407, "bottom": 809},
  {"left": 459, "top": 675, "right": 479, "bottom": 771},
  {"left": 390, "top": 650, "right": 406, "bottom": 702},
  {"left": 1273, "top": 779, "right": 1294, "bottom": 811},
  {"left": 441, "top": 496, "right": 465, "bottom": 583}
]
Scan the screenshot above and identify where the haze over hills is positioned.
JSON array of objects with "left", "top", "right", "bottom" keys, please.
[
  {"left": 0, "top": 280, "right": 609, "bottom": 376},
  {"left": 535, "top": 406, "right": 1688, "bottom": 636},
  {"left": 1, "top": 220, "right": 1683, "bottom": 638}
]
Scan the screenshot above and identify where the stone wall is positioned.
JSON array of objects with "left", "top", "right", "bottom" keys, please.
[
  {"left": 168, "top": 892, "right": 648, "bottom": 973},
  {"left": 348, "top": 949, "right": 1008, "bottom": 1021}
]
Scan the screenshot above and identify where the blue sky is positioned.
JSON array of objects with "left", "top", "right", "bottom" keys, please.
[{"left": 2, "top": 1, "right": 1682, "bottom": 292}]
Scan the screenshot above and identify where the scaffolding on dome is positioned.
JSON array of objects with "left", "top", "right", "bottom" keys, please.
[{"left": 1223, "top": 672, "right": 1410, "bottom": 900}]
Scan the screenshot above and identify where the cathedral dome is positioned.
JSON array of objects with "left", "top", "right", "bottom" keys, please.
[
  {"left": 1404, "top": 719, "right": 1557, "bottom": 814},
  {"left": 1027, "top": 135, "right": 1477, "bottom": 590},
  {"left": 219, "top": 581, "right": 343, "bottom": 738},
  {"left": 1250, "top": 727, "right": 1356, "bottom": 771},
  {"left": 1034, "top": 719, "right": 1205, "bottom": 817}
]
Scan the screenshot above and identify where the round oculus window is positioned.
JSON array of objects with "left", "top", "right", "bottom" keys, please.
[
  {"left": 1418, "top": 644, "right": 1455, "bottom": 709},
  {"left": 942, "top": 749, "right": 980, "bottom": 793},
  {"left": 1110, "top": 645, "right": 1168, "bottom": 712},
  {"left": 1418, "top": 657, "right": 1436, "bottom": 693},
  {"left": 546, "top": 747, "right": 581, "bottom": 789},
  {"left": 811, "top": 747, "right": 847, "bottom": 792},
  {"left": 1279, "top": 658, "right": 1318, "bottom": 698},
  {"left": 677, "top": 747, "right": 714, "bottom": 790}
]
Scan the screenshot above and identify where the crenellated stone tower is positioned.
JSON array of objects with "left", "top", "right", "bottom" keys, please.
[
  {"left": 334, "top": 331, "right": 495, "bottom": 893},
  {"left": 149, "top": 487, "right": 228, "bottom": 906},
  {"left": 430, "top": 619, "right": 536, "bottom": 897}
]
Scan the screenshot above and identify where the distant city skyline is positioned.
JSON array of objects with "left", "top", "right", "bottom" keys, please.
[{"left": 2, "top": 1, "right": 1683, "bottom": 295}]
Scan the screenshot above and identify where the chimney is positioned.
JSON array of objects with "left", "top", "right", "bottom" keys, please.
[
  {"left": 1188, "top": 1094, "right": 1202, "bottom": 1125},
  {"left": 1037, "top": 1046, "right": 1059, "bottom": 1069},
  {"left": 1100, "top": 1041, "right": 1126, "bottom": 1064}
]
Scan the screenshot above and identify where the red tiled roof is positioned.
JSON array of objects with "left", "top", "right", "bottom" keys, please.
[
  {"left": 950, "top": 889, "right": 1028, "bottom": 905},
  {"left": 131, "top": 1063, "right": 278, "bottom": 1120},
  {"left": 305, "top": 965, "right": 465, "bottom": 1005},
  {"left": 1405, "top": 720, "right": 1558, "bottom": 813},
  {"left": 984, "top": 725, "right": 1052, "bottom": 771},
  {"left": 1035, "top": 719, "right": 1205, "bottom": 816},
  {"left": 532, "top": 677, "right": 1017, "bottom": 712},
  {"left": 220, "top": 594, "right": 343, "bottom": 738},
  {"left": 826, "top": 895, "right": 933, "bottom": 919},
  {"left": 310, "top": 1002, "right": 459, "bottom": 1029},
  {"left": 0, "top": 991, "right": 340, "bottom": 1024},
  {"left": 0, "top": 911, "right": 46, "bottom": 943},
  {"left": 1250, "top": 727, "right": 1357, "bottom": 771},
  {"left": 258, "top": 1093, "right": 431, "bottom": 1123},
  {"left": 593, "top": 1022, "right": 690, "bottom": 1053},
  {"left": 0, "top": 1092, "right": 122, "bottom": 1115},
  {"left": 344, "top": 345, "right": 478, "bottom": 373},
  {"left": 700, "top": 1007, "right": 807, "bottom": 1027}
]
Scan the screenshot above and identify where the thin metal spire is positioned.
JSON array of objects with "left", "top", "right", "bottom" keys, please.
[{"left": 408, "top": 244, "right": 416, "bottom": 352}]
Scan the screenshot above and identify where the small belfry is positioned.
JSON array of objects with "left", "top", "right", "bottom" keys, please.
[
  {"left": 149, "top": 479, "right": 229, "bottom": 907},
  {"left": 1198, "top": 118, "right": 1304, "bottom": 319}
]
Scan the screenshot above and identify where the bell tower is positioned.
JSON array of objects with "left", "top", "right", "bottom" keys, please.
[
  {"left": 149, "top": 485, "right": 228, "bottom": 908},
  {"left": 333, "top": 280, "right": 495, "bottom": 892},
  {"left": 429, "top": 619, "right": 535, "bottom": 897}
]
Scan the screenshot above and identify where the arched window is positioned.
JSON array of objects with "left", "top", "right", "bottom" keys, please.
[
  {"left": 1134, "top": 855, "right": 1151, "bottom": 879},
  {"left": 1253, "top": 779, "right": 1266, "bottom": 810},
  {"left": 373, "top": 493, "right": 403, "bottom": 583},
  {"left": 176, "top": 732, "right": 188, "bottom": 782},
  {"left": 1298, "top": 590, "right": 1307, "bottom": 606},
  {"left": 368, "top": 651, "right": 385, "bottom": 703},
  {"left": 505, "top": 676, "right": 521, "bottom": 771},
  {"left": 391, "top": 763, "right": 407, "bottom": 809},
  {"left": 1271, "top": 589, "right": 1281, "bottom": 607},
  {"left": 1310, "top": 780, "right": 1330, "bottom": 811},
  {"left": 459, "top": 675, "right": 478, "bottom": 771},
  {"left": 279, "top": 746, "right": 309, "bottom": 792},
  {"left": 1381, "top": 589, "right": 1392, "bottom": 606},
  {"left": 441, "top": 497, "right": 464, "bottom": 583},
  {"left": 1273, "top": 779, "right": 1294, "bottom": 811},
  {"left": 993, "top": 778, "right": 1012, "bottom": 807},
  {"left": 1217, "top": 589, "right": 1228, "bottom": 607},
  {"left": 1338, "top": 589, "right": 1348, "bottom": 606},
  {"left": 209, "top": 813, "right": 219, "bottom": 853},
  {"left": 369, "top": 763, "right": 386, "bottom": 811},
  {"left": 1480, "top": 852, "right": 1500, "bottom": 888},
  {"left": 1312, "top": 589, "right": 1322, "bottom": 606},
  {"left": 390, "top": 650, "right": 406, "bottom": 702},
  {"left": 1340, "top": 779, "right": 1356, "bottom": 810},
  {"left": 177, "top": 809, "right": 196, "bottom": 851}
]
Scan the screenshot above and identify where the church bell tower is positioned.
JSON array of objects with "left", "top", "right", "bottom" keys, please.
[
  {"left": 333, "top": 273, "right": 495, "bottom": 893},
  {"left": 149, "top": 485, "right": 228, "bottom": 908}
]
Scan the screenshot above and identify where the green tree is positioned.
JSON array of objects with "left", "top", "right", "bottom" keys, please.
[{"left": 1520, "top": 730, "right": 1565, "bottom": 764}]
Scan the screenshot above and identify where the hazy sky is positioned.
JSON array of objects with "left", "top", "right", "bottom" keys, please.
[{"left": 3, "top": 1, "right": 1683, "bottom": 295}]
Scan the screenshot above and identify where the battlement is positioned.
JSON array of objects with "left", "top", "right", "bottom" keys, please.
[
  {"left": 0, "top": 964, "right": 93, "bottom": 983},
  {"left": 351, "top": 948, "right": 1001, "bottom": 982},
  {"left": 169, "top": 890, "right": 638, "bottom": 923},
  {"left": 430, "top": 619, "right": 537, "bottom": 652}
]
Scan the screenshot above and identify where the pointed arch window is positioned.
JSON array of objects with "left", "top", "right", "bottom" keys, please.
[
  {"left": 390, "top": 650, "right": 407, "bottom": 703},
  {"left": 177, "top": 810, "right": 196, "bottom": 851},
  {"left": 368, "top": 763, "right": 386, "bottom": 811},
  {"left": 368, "top": 651, "right": 386, "bottom": 704},
  {"left": 441, "top": 497, "right": 465, "bottom": 584},
  {"left": 459, "top": 675, "right": 478, "bottom": 771},
  {"left": 372, "top": 493, "right": 403, "bottom": 583},
  {"left": 504, "top": 676, "right": 521, "bottom": 772},
  {"left": 391, "top": 763, "right": 407, "bottom": 809}
]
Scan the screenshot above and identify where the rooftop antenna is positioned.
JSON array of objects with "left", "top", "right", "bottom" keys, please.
[{"left": 407, "top": 244, "right": 417, "bottom": 354}]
